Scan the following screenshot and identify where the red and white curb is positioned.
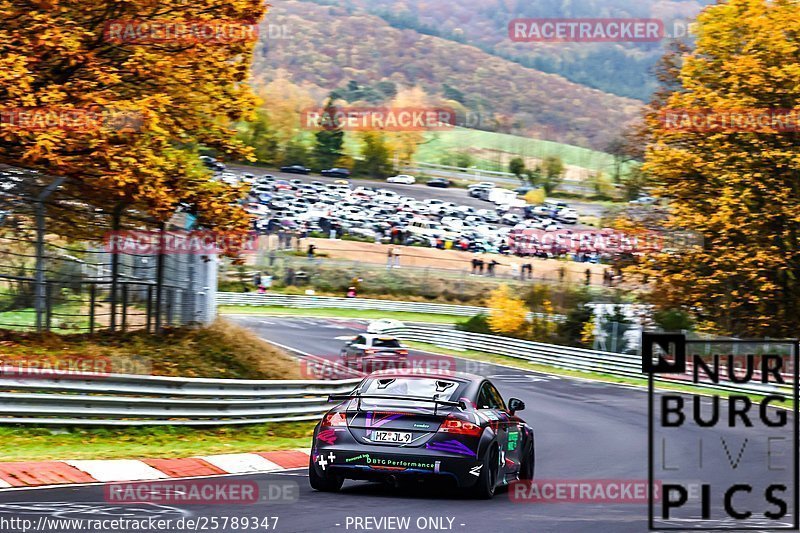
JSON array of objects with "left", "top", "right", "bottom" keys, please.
[{"left": 0, "top": 449, "right": 311, "bottom": 489}]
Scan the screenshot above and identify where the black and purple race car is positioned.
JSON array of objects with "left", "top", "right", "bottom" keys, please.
[{"left": 308, "top": 371, "right": 535, "bottom": 499}]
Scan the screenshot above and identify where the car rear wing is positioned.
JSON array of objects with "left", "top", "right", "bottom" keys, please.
[{"left": 328, "top": 393, "right": 467, "bottom": 415}]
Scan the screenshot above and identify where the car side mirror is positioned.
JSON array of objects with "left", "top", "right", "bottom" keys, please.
[{"left": 508, "top": 398, "right": 525, "bottom": 415}]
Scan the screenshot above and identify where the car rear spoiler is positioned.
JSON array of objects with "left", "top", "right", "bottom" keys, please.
[{"left": 328, "top": 393, "right": 467, "bottom": 415}]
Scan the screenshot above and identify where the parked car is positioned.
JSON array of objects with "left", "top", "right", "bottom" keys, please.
[
  {"left": 630, "top": 196, "right": 657, "bottom": 205},
  {"left": 200, "top": 156, "right": 226, "bottom": 172},
  {"left": 387, "top": 175, "right": 416, "bottom": 185},
  {"left": 280, "top": 165, "right": 311, "bottom": 175},
  {"left": 469, "top": 185, "right": 493, "bottom": 199},
  {"left": 321, "top": 168, "right": 351, "bottom": 178},
  {"left": 426, "top": 178, "right": 451, "bottom": 188},
  {"left": 555, "top": 208, "right": 579, "bottom": 224}
]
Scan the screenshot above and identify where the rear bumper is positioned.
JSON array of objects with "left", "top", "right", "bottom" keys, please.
[{"left": 311, "top": 444, "right": 482, "bottom": 488}]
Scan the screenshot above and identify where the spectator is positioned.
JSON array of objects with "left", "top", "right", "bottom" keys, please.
[
  {"left": 487, "top": 260, "right": 500, "bottom": 277},
  {"left": 285, "top": 267, "right": 296, "bottom": 286},
  {"left": 585, "top": 268, "right": 592, "bottom": 286},
  {"left": 268, "top": 249, "right": 276, "bottom": 267},
  {"left": 393, "top": 247, "right": 402, "bottom": 268},
  {"left": 346, "top": 286, "right": 357, "bottom": 298},
  {"left": 387, "top": 247, "right": 395, "bottom": 269},
  {"left": 307, "top": 244, "right": 316, "bottom": 260}
]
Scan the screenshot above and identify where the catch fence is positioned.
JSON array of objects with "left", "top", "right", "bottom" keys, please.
[{"left": 0, "top": 166, "right": 216, "bottom": 334}]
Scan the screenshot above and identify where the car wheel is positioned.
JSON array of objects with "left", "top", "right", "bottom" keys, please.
[
  {"left": 519, "top": 439, "right": 535, "bottom": 481},
  {"left": 308, "top": 455, "right": 344, "bottom": 492},
  {"left": 470, "top": 442, "right": 500, "bottom": 499}
]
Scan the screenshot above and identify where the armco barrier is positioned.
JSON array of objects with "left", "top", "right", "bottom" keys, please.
[
  {"left": 217, "top": 292, "right": 563, "bottom": 321},
  {"left": 1, "top": 328, "right": 790, "bottom": 426},
  {"left": 0, "top": 371, "right": 360, "bottom": 426},
  {"left": 381, "top": 325, "right": 795, "bottom": 398}
]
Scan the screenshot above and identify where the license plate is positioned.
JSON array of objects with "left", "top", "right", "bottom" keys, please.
[{"left": 372, "top": 430, "right": 412, "bottom": 443}]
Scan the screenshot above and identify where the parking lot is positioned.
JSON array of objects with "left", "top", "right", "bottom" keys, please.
[{"left": 217, "top": 165, "right": 612, "bottom": 261}]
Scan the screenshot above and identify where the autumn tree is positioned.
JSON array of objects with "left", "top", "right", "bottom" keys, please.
[
  {"left": 386, "top": 86, "right": 431, "bottom": 167},
  {"left": 509, "top": 157, "right": 526, "bottom": 179},
  {"left": 312, "top": 98, "right": 345, "bottom": 170},
  {"left": 640, "top": 0, "right": 800, "bottom": 336},
  {"left": 486, "top": 285, "right": 528, "bottom": 336},
  {"left": 356, "top": 131, "right": 393, "bottom": 178},
  {"left": 0, "top": 0, "right": 270, "bottom": 235}
]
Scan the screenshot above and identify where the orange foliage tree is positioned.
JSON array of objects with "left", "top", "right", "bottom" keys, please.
[{"left": 0, "top": 0, "right": 270, "bottom": 233}]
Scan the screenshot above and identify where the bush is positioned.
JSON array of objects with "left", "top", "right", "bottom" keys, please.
[
  {"left": 456, "top": 314, "right": 493, "bottom": 335},
  {"left": 654, "top": 309, "right": 694, "bottom": 332}
]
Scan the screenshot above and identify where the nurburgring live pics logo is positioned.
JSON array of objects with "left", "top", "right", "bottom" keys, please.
[{"left": 643, "top": 333, "right": 798, "bottom": 530}]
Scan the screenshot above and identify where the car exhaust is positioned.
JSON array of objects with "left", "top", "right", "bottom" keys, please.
[{"left": 386, "top": 475, "right": 399, "bottom": 488}]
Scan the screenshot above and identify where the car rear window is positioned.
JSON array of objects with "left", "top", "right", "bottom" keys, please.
[
  {"left": 360, "top": 377, "right": 464, "bottom": 407},
  {"left": 372, "top": 338, "right": 401, "bottom": 348}
]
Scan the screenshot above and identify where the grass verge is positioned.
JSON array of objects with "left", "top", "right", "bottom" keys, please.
[
  {"left": 0, "top": 319, "right": 301, "bottom": 379},
  {"left": 219, "top": 306, "right": 463, "bottom": 324},
  {"left": 0, "top": 422, "right": 315, "bottom": 462}
]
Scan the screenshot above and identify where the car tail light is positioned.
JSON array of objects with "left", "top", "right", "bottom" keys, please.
[
  {"left": 364, "top": 349, "right": 377, "bottom": 355},
  {"left": 322, "top": 412, "right": 347, "bottom": 427},
  {"left": 398, "top": 350, "right": 408, "bottom": 356},
  {"left": 438, "top": 415, "right": 482, "bottom": 436}
]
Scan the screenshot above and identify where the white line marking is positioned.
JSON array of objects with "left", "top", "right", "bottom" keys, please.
[
  {"left": 66, "top": 460, "right": 169, "bottom": 482},
  {"left": 200, "top": 453, "right": 282, "bottom": 474}
]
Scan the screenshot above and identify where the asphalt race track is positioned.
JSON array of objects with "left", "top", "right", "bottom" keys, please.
[{"left": 0, "top": 316, "right": 794, "bottom": 533}]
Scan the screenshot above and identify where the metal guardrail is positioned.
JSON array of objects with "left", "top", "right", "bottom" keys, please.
[
  {"left": 216, "top": 292, "right": 564, "bottom": 321},
  {"left": 0, "top": 326, "right": 792, "bottom": 426},
  {"left": 381, "top": 325, "right": 795, "bottom": 398},
  {"left": 0, "top": 371, "right": 360, "bottom": 425}
]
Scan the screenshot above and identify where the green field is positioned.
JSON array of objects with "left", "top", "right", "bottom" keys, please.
[
  {"left": 338, "top": 127, "right": 633, "bottom": 176},
  {"left": 415, "top": 128, "right": 633, "bottom": 174},
  {"left": 0, "top": 305, "right": 87, "bottom": 331}
]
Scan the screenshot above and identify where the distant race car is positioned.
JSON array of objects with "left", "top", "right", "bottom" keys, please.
[
  {"left": 340, "top": 334, "right": 408, "bottom": 372},
  {"left": 280, "top": 165, "right": 311, "bottom": 175},
  {"left": 426, "top": 178, "right": 451, "bottom": 188},
  {"left": 366, "top": 318, "right": 406, "bottom": 334},
  {"left": 309, "top": 371, "right": 535, "bottom": 499},
  {"left": 321, "top": 168, "right": 352, "bottom": 178},
  {"left": 387, "top": 175, "right": 416, "bottom": 185}
]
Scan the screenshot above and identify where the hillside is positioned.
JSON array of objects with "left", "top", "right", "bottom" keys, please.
[
  {"left": 254, "top": 1, "right": 643, "bottom": 151},
  {"left": 301, "top": 0, "right": 712, "bottom": 101}
]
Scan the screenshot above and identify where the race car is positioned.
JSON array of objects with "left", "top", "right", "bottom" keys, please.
[{"left": 308, "top": 371, "right": 535, "bottom": 499}]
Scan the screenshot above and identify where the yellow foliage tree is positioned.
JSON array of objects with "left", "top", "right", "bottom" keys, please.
[
  {"left": 486, "top": 285, "right": 529, "bottom": 336},
  {"left": 386, "top": 86, "right": 430, "bottom": 167},
  {"left": 524, "top": 189, "right": 545, "bottom": 205},
  {"left": 640, "top": 0, "right": 800, "bottom": 337}
]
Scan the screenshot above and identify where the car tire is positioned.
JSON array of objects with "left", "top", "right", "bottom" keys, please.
[
  {"left": 470, "top": 441, "right": 500, "bottom": 499},
  {"left": 519, "top": 439, "right": 535, "bottom": 481},
  {"left": 308, "top": 455, "right": 344, "bottom": 492}
]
